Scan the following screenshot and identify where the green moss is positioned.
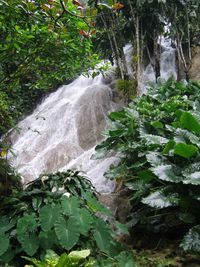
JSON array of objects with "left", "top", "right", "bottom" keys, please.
[{"left": 116, "top": 79, "right": 137, "bottom": 100}]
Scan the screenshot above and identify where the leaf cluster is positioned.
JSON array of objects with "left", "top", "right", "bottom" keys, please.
[
  {"left": 95, "top": 79, "right": 200, "bottom": 252},
  {"left": 0, "top": 170, "right": 129, "bottom": 265},
  {"left": 0, "top": 0, "right": 97, "bottom": 135}
]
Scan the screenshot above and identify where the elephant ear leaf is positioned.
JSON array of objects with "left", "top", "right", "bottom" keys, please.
[
  {"left": 39, "top": 204, "right": 61, "bottom": 231},
  {"left": 180, "top": 112, "right": 200, "bottom": 134},
  {"left": 17, "top": 232, "right": 39, "bottom": 256},
  {"left": 0, "top": 234, "right": 9, "bottom": 256},
  {"left": 93, "top": 219, "right": 112, "bottom": 253},
  {"left": 55, "top": 216, "right": 80, "bottom": 250}
]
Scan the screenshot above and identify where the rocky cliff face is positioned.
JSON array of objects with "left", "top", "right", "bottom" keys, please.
[{"left": 189, "top": 46, "right": 200, "bottom": 81}]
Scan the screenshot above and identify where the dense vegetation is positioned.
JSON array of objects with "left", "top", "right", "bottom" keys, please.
[
  {"left": 0, "top": 171, "right": 135, "bottom": 266},
  {"left": 0, "top": 0, "right": 98, "bottom": 135},
  {"left": 96, "top": 79, "right": 200, "bottom": 252},
  {"left": 0, "top": 0, "right": 200, "bottom": 266}
]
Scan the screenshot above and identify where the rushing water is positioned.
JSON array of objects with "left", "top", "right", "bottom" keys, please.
[
  {"left": 141, "top": 38, "right": 177, "bottom": 94},
  {"left": 8, "top": 42, "right": 177, "bottom": 194},
  {"left": 8, "top": 72, "right": 122, "bottom": 193}
]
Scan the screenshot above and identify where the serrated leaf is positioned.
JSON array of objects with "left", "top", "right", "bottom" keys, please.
[
  {"left": 93, "top": 219, "right": 111, "bottom": 252},
  {"left": 142, "top": 191, "right": 179, "bottom": 208},
  {"left": 141, "top": 134, "right": 169, "bottom": 145},
  {"left": 182, "top": 163, "right": 200, "bottom": 185},
  {"left": 39, "top": 204, "right": 61, "bottom": 231},
  {"left": 146, "top": 152, "right": 167, "bottom": 167},
  {"left": 55, "top": 216, "right": 80, "bottom": 250},
  {"left": 180, "top": 225, "right": 200, "bottom": 252},
  {"left": 151, "top": 164, "right": 182, "bottom": 183},
  {"left": 174, "top": 143, "right": 198, "bottom": 159},
  {"left": 0, "top": 234, "right": 9, "bottom": 256},
  {"left": 61, "top": 196, "right": 79, "bottom": 216}
]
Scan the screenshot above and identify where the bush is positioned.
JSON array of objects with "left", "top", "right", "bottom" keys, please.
[
  {"left": 95, "top": 79, "right": 200, "bottom": 252},
  {"left": 0, "top": 170, "right": 132, "bottom": 266}
]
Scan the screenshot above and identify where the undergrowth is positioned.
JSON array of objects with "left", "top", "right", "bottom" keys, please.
[{"left": 95, "top": 79, "right": 200, "bottom": 252}]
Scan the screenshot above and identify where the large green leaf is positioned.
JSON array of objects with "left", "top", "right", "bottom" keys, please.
[
  {"left": 0, "top": 233, "right": 9, "bottom": 256},
  {"left": 83, "top": 192, "right": 112, "bottom": 216},
  {"left": 39, "top": 230, "right": 57, "bottom": 250},
  {"left": 142, "top": 191, "right": 179, "bottom": 208},
  {"left": 141, "top": 134, "right": 169, "bottom": 145},
  {"left": 182, "top": 163, "right": 200, "bottom": 185},
  {"left": 180, "top": 112, "right": 200, "bottom": 134},
  {"left": 17, "top": 214, "right": 37, "bottom": 235},
  {"left": 180, "top": 225, "right": 200, "bottom": 252},
  {"left": 93, "top": 219, "right": 111, "bottom": 252},
  {"left": 55, "top": 216, "right": 80, "bottom": 250},
  {"left": 146, "top": 152, "right": 167, "bottom": 167},
  {"left": 174, "top": 143, "right": 198, "bottom": 159},
  {"left": 151, "top": 164, "right": 182, "bottom": 183},
  {"left": 39, "top": 204, "right": 61, "bottom": 231},
  {"left": 61, "top": 196, "right": 79, "bottom": 216},
  {"left": 76, "top": 208, "right": 93, "bottom": 236},
  {"left": 17, "top": 232, "right": 39, "bottom": 256},
  {"left": 0, "top": 217, "right": 15, "bottom": 235}
]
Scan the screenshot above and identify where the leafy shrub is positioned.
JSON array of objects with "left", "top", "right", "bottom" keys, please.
[
  {"left": 0, "top": 0, "right": 98, "bottom": 132},
  {"left": 0, "top": 171, "right": 130, "bottom": 265},
  {"left": 95, "top": 79, "right": 200, "bottom": 252},
  {"left": 116, "top": 79, "right": 137, "bottom": 100},
  {"left": 23, "top": 249, "right": 136, "bottom": 267}
]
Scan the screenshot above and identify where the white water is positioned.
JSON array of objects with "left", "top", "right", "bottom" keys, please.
[
  {"left": 8, "top": 72, "right": 121, "bottom": 193},
  {"left": 8, "top": 42, "right": 177, "bottom": 194},
  {"left": 141, "top": 37, "right": 177, "bottom": 94}
]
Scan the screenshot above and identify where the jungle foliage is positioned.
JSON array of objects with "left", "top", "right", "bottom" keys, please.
[
  {"left": 95, "top": 79, "right": 200, "bottom": 252},
  {"left": 0, "top": 170, "right": 134, "bottom": 266},
  {"left": 0, "top": 0, "right": 98, "bottom": 135}
]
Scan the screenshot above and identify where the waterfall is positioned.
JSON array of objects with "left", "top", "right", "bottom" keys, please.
[
  {"left": 8, "top": 41, "right": 177, "bottom": 194},
  {"left": 141, "top": 38, "right": 177, "bottom": 94},
  {"left": 8, "top": 71, "right": 122, "bottom": 194}
]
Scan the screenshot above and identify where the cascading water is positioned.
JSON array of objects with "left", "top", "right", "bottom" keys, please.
[
  {"left": 8, "top": 71, "right": 121, "bottom": 194},
  {"left": 8, "top": 41, "right": 177, "bottom": 194},
  {"left": 141, "top": 38, "right": 177, "bottom": 94}
]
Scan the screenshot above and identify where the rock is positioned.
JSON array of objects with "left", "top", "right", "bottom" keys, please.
[{"left": 189, "top": 46, "right": 200, "bottom": 81}]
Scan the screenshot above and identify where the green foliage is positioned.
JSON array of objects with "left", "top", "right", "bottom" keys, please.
[
  {"left": 0, "top": 145, "right": 21, "bottom": 199},
  {"left": 23, "top": 249, "right": 91, "bottom": 267},
  {"left": 95, "top": 79, "right": 200, "bottom": 252},
  {"left": 0, "top": 170, "right": 130, "bottom": 265},
  {"left": 0, "top": 0, "right": 98, "bottom": 135},
  {"left": 23, "top": 249, "right": 136, "bottom": 267},
  {"left": 116, "top": 79, "right": 137, "bottom": 100}
]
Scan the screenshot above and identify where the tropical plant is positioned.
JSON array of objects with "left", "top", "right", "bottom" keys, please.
[
  {"left": 23, "top": 249, "right": 136, "bottom": 267},
  {"left": 0, "top": 170, "right": 131, "bottom": 265},
  {"left": 95, "top": 79, "right": 200, "bottom": 252}
]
